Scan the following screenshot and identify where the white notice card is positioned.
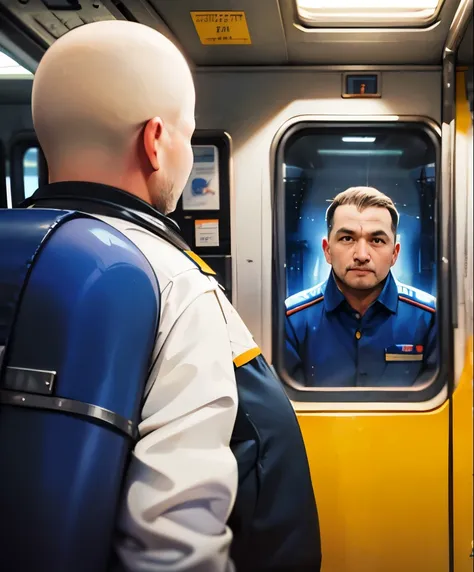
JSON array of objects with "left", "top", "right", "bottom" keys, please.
[{"left": 195, "top": 219, "right": 219, "bottom": 247}]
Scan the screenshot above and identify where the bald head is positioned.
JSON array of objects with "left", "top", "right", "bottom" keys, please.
[{"left": 33, "top": 21, "right": 196, "bottom": 213}]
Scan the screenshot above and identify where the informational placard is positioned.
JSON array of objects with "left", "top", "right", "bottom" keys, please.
[
  {"left": 190, "top": 11, "right": 251, "bottom": 45},
  {"left": 183, "top": 145, "right": 220, "bottom": 211},
  {"left": 195, "top": 219, "right": 220, "bottom": 247}
]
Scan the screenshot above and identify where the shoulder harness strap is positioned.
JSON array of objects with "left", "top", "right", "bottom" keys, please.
[{"left": 23, "top": 189, "right": 216, "bottom": 278}]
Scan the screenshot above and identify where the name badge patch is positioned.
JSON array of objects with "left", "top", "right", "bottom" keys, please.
[{"left": 385, "top": 344, "right": 424, "bottom": 362}]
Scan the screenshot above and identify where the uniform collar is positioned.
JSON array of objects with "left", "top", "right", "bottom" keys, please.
[
  {"left": 376, "top": 272, "right": 399, "bottom": 313},
  {"left": 324, "top": 270, "right": 398, "bottom": 314},
  {"left": 323, "top": 272, "right": 346, "bottom": 312},
  {"left": 23, "top": 181, "right": 181, "bottom": 233}
]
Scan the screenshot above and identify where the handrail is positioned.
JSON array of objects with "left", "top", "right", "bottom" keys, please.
[{"left": 443, "top": 0, "right": 473, "bottom": 57}]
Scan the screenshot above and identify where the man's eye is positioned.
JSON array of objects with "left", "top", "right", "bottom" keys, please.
[
  {"left": 340, "top": 236, "right": 353, "bottom": 242},
  {"left": 372, "top": 238, "right": 385, "bottom": 244}
]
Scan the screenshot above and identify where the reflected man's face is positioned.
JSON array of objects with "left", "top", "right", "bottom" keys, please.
[{"left": 322, "top": 205, "right": 400, "bottom": 291}]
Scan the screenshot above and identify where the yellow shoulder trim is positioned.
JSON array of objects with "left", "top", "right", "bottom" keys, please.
[
  {"left": 233, "top": 347, "right": 262, "bottom": 368},
  {"left": 184, "top": 250, "right": 216, "bottom": 276}
]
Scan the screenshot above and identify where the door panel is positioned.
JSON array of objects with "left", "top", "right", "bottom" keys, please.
[
  {"left": 453, "top": 71, "right": 474, "bottom": 572},
  {"left": 453, "top": 338, "right": 473, "bottom": 572},
  {"left": 298, "top": 408, "right": 449, "bottom": 571}
]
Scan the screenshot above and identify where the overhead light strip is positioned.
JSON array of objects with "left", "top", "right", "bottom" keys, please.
[
  {"left": 296, "top": 0, "right": 443, "bottom": 26},
  {"left": 318, "top": 149, "right": 403, "bottom": 156},
  {"left": 342, "top": 136, "right": 376, "bottom": 143}
]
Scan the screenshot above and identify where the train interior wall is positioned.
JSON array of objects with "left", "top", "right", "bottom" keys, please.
[{"left": 192, "top": 69, "right": 442, "bottom": 360}]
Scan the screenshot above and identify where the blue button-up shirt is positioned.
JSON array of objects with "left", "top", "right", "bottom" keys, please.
[{"left": 284, "top": 271, "right": 437, "bottom": 387}]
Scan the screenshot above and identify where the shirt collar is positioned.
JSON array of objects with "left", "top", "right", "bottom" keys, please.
[
  {"left": 324, "top": 270, "right": 398, "bottom": 314},
  {"left": 376, "top": 271, "right": 398, "bottom": 313},
  {"left": 323, "top": 271, "right": 346, "bottom": 312}
]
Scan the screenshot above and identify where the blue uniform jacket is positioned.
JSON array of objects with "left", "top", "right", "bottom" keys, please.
[{"left": 285, "top": 271, "right": 436, "bottom": 387}]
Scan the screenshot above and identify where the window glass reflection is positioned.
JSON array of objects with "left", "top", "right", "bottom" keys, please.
[{"left": 282, "top": 127, "right": 437, "bottom": 389}]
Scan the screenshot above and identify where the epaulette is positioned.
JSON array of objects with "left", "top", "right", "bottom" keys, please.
[
  {"left": 396, "top": 281, "right": 436, "bottom": 313},
  {"left": 285, "top": 282, "right": 325, "bottom": 316},
  {"left": 182, "top": 250, "right": 216, "bottom": 276}
]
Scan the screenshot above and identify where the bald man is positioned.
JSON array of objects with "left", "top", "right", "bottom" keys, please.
[{"left": 26, "top": 21, "right": 321, "bottom": 572}]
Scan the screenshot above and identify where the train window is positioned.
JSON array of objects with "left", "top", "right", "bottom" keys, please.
[
  {"left": 0, "top": 49, "right": 32, "bottom": 77},
  {"left": 8, "top": 136, "right": 47, "bottom": 206},
  {"left": 23, "top": 147, "right": 39, "bottom": 200},
  {"left": 0, "top": 142, "right": 6, "bottom": 209},
  {"left": 4, "top": 158, "right": 12, "bottom": 208},
  {"left": 466, "top": 67, "right": 473, "bottom": 122},
  {"left": 1, "top": 48, "right": 33, "bottom": 207},
  {"left": 296, "top": 0, "right": 443, "bottom": 28},
  {"left": 273, "top": 121, "right": 444, "bottom": 404}
]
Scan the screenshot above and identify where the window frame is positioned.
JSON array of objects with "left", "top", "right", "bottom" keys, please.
[{"left": 271, "top": 115, "right": 451, "bottom": 407}]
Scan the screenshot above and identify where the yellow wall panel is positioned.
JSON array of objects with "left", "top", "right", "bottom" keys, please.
[{"left": 298, "top": 407, "right": 449, "bottom": 572}]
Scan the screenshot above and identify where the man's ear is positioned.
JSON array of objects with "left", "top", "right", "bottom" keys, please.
[
  {"left": 143, "top": 117, "right": 163, "bottom": 171},
  {"left": 391, "top": 241, "right": 401, "bottom": 267},
  {"left": 322, "top": 237, "right": 331, "bottom": 265}
]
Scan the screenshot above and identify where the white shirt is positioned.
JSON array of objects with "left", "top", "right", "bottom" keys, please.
[{"left": 97, "top": 214, "right": 239, "bottom": 572}]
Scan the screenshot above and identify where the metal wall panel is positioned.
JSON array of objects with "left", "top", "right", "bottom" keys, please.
[{"left": 193, "top": 69, "right": 442, "bottom": 359}]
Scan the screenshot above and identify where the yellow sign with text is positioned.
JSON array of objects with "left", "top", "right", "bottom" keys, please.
[{"left": 190, "top": 11, "right": 251, "bottom": 45}]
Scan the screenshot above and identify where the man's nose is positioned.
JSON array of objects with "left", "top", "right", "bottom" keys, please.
[{"left": 353, "top": 240, "right": 370, "bottom": 262}]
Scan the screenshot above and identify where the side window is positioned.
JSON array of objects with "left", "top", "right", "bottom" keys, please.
[
  {"left": 466, "top": 67, "right": 474, "bottom": 122},
  {"left": 273, "top": 121, "right": 443, "bottom": 404},
  {"left": 1, "top": 48, "right": 34, "bottom": 207},
  {"left": 23, "top": 147, "right": 39, "bottom": 199},
  {"left": 0, "top": 142, "right": 7, "bottom": 208},
  {"left": 8, "top": 136, "right": 46, "bottom": 206}
]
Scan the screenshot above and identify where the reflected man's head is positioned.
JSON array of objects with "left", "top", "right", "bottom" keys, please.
[
  {"left": 323, "top": 187, "right": 400, "bottom": 291},
  {"left": 32, "top": 21, "right": 195, "bottom": 214}
]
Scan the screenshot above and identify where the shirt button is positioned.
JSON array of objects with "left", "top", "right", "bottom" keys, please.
[
  {"left": 355, "top": 330, "right": 362, "bottom": 340},
  {"left": 355, "top": 313, "right": 361, "bottom": 319}
]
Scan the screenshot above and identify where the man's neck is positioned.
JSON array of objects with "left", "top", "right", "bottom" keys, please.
[
  {"left": 333, "top": 273, "right": 384, "bottom": 316},
  {"left": 48, "top": 153, "right": 152, "bottom": 206}
]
